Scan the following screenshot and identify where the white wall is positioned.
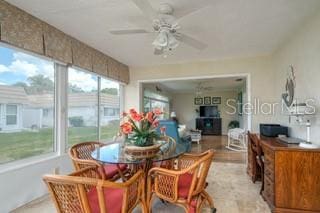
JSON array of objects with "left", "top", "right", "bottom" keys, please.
[
  {"left": 125, "top": 56, "right": 276, "bottom": 133},
  {"left": 171, "top": 91, "right": 240, "bottom": 135},
  {"left": 0, "top": 155, "right": 73, "bottom": 213},
  {"left": 272, "top": 12, "right": 320, "bottom": 144},
  {"left": 22, "top": 108, "right": 41, "bottom": 129},
  {"left": 125, "top": 12, "right": 320, "bottom": 139}
]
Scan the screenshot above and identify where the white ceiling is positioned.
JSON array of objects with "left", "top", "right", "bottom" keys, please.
[
  {"left": 145, "top": 77, "right": 246, "bottom": 93},
  {"left": 6, "top": 0, "right": 320, "bottom": 67}
]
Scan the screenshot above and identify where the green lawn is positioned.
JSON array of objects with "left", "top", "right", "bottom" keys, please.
[{"left": 0, "top": 123, "right": 119, "bottom": 164}]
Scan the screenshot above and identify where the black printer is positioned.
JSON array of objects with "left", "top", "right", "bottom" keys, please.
[{"left": 259, "top": 124, "right": 288, "bottom": 137}]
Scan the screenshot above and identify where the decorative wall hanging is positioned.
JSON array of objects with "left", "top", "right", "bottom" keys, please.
[
  {"left": 282, "top": 65, "right": 296, "bottom": 107},
  {"left": 212, "top": 97, "right": 221, "bottom": 104},
  {"left": 194, "top": 97, "right": 203, "bottom": 105},
  {"left": 204, "top": 97, "right": 211, "bottom": 105}
]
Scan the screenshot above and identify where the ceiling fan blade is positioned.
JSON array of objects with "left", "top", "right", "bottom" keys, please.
[
  {"left": 175, "top": 3, "right": 212, "bottom": 21},
  {"left": 132, "top": 0, "right": 158, "bottom": 20},
  {"left": 154, "top": 48, "right": 163, "bottom": 55},
  {"left": 176, "top": 33, "right": 207, "bottom": 50},
  {"left": 109, "top": 29, "right": 150, "bottom": 35}
]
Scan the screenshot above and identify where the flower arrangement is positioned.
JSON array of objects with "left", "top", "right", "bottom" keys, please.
[{"left": 120, "top": 108, "right": 166, "bottom": 147}]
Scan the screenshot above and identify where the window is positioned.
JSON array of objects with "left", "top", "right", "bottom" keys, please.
[
  {"left": 6, "top": 105, "right": 17, "bottom": 125},
  {"left": 42, "top": 108, "right": 49, "bottom": 117},
  {"left": 0, "top": 44, "right": 124, "bottom": 164},
  {"left": 104, "top": 108, "right": 120, "bottom": 117},
  {"left": 143, "top": 90, "right": 170, "bottom": 119},
  {"left": 68, "top": 68, "right": 98, "bottom": 146},
  {"left": 100, "top": 77, "right": 121, "bottom": 141},
  {"left": 0, "top": 45, "right": 55, "bottom": 164}
]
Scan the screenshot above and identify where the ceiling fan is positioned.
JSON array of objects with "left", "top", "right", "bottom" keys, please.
[{"left": 109, "top": 0, "right": 208, "bottom": 55}]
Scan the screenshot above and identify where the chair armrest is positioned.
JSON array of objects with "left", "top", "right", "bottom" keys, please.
[
  {"left": 148, "top": 163, "right": 201, "bottom": 202},
  {"left": 177, "top": 151, "right": 212, "bottom": 170},
  {"left": 180, "top": 151, "right": 209, "bottom": 158},
  {"left": 148, "top": 167, "right": 180, "bottom": 202},
  {"left": 70, "top": 166, "right": 102, "bottom": 179},
  {"left": 99, "top": 170, "right": 145, "bottom": 212}
]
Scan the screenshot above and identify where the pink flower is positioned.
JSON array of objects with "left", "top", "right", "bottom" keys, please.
[
  {"left": 152, "top": 120, "right": 159, "bottom": 128},
  {"left": 129, "top": 108, "right": 137, "bottom": 115},
  {"left": 146, "top": 112, "right": 154, "bottom": 123},
  {"left": 120, "top": 122, "right": 133, "bottom": 134},
  {"left": 131, "top": 113, "right": 143, "bottom": 122}
]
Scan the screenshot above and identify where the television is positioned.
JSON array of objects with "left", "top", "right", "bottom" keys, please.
[{"left": 199, "top": 106, "right": 218, "bottom": 117}]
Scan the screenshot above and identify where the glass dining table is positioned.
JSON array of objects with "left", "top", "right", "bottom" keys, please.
[{"left": 91, "top": 141, "right": 187, "bottom": 187}]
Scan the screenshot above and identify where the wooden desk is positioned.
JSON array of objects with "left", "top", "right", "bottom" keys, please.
[{"left": 247, "top": 136, "right": 320, "bottom": 213}]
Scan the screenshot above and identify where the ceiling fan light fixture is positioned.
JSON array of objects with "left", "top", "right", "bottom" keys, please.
[
  {"left": 152, "top": 30, "right": 168, "bottom": 47},
  {"left": 167, "top": 33, "right": 179, "bottom": 49},
  {"left": 110, "top": 0, "right": 208, "bottom": 56}
]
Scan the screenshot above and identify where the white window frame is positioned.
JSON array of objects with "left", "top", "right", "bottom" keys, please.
[
  {"left": 0, "top": 42, "right": 125, "bottom": 170},
  {"left": 0, "top": 43, "right": 57, "bottom": 171},
  {"left": 5, "top": 104, "right": 18, "bottom": 126}
]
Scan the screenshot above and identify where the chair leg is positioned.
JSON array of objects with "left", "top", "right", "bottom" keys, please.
[
  {"left": 202, "top": 190, "right": 215, "bottom": 209},
  {"left": 141, "top": 200, "right": 148, "bottom": 213},
  {"left": 147, "top": 194, "right": 155, "bottom": 213},
  {"left": 260, "top": 166, "right": 264, "bottom": 195}
]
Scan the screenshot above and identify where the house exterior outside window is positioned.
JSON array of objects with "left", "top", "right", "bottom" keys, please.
[
  {"left": 104, "top": 107, "right": 120, "bottom": 117},
  {"left": 0, "top": 45, "right": 55, "bottom": 164},
  {"left": 6, "top": 104, "right": 17, "bottom": 125}
]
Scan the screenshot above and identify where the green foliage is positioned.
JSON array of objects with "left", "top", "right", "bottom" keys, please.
[
  {"left": 0, "top": 124, "right": 120, "bottom": 163},
  {"left": 129, "top": 130, "right": 159, "bottom": 147},
  {"left": 127, "top": 118, "right": 160, "bottom": 147},
  {"left": 228, "top": 120, "right": 240, "bottom": 129},
  {"left": 27, "top": 74, "right": 54, "bottom": 94},
  {"left": 68, "top": 84, "right": 84, "bottom": 93},
  {"left": 13, "top": 82, "right": 28, "bottom": 88},
  {"left": 13, "top": 74, "right": 54, "bottom": 94},
  {"left": 101, "top": 87, "right": 118, "bottom": 95},
  {"left": 69, "top": 116, "right": 84, "bottom": 127}
]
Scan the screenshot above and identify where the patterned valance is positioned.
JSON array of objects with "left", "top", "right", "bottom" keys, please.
[
  {"left": 92, "top": 50, "right": 108, "bottom": 77},
  {"left": 0, "top": 0, "right": 43, "bottom": 54},
  {"left": 71, "top": 39, "right": 93, "bottom": 71},
  {"left": 0, "top": 0, "right": 129, "bottom": 84},
  {"left": 43, "top": 23, "right": 73, "bottom": 64}
]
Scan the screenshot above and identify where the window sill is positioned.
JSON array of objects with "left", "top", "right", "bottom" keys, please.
[{"left": 0, "top": 152, "right": 67, "bottom": 174}]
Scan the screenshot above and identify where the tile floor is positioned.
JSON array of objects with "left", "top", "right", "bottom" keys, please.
[
  {"left": 12, "top": 136, "right": 269, "bottom": 212},
  {"left": 12, "top": 162, "right": 270, "bottom": 213}
]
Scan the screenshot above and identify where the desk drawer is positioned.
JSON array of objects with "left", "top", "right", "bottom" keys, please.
[
  {"left": 263, "top": 176, "right": 275, "bottom": 206},
  {"left": 264, "top": 156, "right": 274, "bottom": 171},
  {"left": 264, "top": 147, "right": 275, "bottom": 159},
  {"left": 265, "top": 166, "right": 274, "bottom": 182},
  {"left": 263, "top": 147, "right": 275, "bottom": 171}
]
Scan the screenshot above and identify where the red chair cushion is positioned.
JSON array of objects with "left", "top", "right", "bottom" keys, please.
[
  {"left": 103, "top": 164, "right": 127, "bottom": 179},
  {"left": 178, "top": 173, "right": 206, "bottom": 213},
  {"left": 87, "top": 187, "right": 123, "bottom": 213},
  {"left": 178, "top": 173, "right": 194, "bottom": 199}
]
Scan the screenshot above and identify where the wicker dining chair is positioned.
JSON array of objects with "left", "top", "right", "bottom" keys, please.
[
  {"left": 147, "top": 150, "right": 216, "bottom": 213},
  {"left": 69, "top": 141, "right": 129, "bottom": 181},
  {"left": 43, "top": 166, "right": 147, "bottom": 213},
  {"left": 248, "top": 132, "right": 264, "bottom": 194},
  {"left": 154, "top": 136, "right": 177, "bottom": 169}
]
